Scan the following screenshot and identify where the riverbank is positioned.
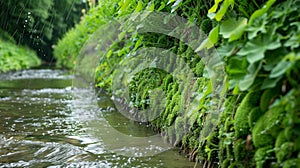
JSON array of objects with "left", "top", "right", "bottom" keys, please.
[
  {"left": 54, "top": 0, "right": 300, "bottom": 167},
  {"left": 0, "top": 39, "right": 41, "bottom": 72}
]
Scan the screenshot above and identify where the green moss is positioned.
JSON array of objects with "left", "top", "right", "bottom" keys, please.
[
  {"left": 166, "top": 110, "right": 177, "bottom": 126},
  {"left": 234, "top": 92, "right": 260, "bottom": 138},
  {"left": 276, "top": 142, "right": 293, "bottom": 163},
  {"left": 248, "top": 107, "right": 262, "bottom": 130},
  {"left": 226, "top": 143, "right": 234, "bottom": 161},
  {"left": 275, "top": 131, "right": 288, "bottom": 151},
  {"left": 233, "top": 139, "right": 247, "bottom": 161},
  {"left": 254, "top": 146, "right": 273, "bottom": 168},
  {"left": 260, "top": 89, "right": 277, "bottom": 112},
  {"left": 162, "top": 75, "right": 173, "bottom": 91},
  {"left": 195, "top": 61, "right": 205, "bottom": 77},
  {"left": 282, "top": 158, "right": 300, "bottom": 168},
  {"left": 284, "top": 127, "right": 293, "bottom": 141},
  {"left": 221, "top": 158, "right": 230, "bottom": 168},
  {"left": 252, "top": 105, "right": 286, "bottom": 148}
]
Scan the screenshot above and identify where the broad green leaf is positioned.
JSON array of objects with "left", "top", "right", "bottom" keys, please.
[
  {"left": 238, "top": 74, "right": 255, "bottom": 91},
  {"left": 249, "top": 0, "right": 276, "bottom": 25},
  {"left": 226, "top": 57, "right": 248, "bottom": 79},
  {"left": 270, "top": 61, "right": 293, "bottom": 78},
  {"left": 220, "top": 18, "right": 247, "bottom": 42},
  {"left": 196, "top": 39, "right": 213, "bottom": 52},
  {"left": 215, "top": 0, "right": 234, "bottom": 21},
  {"left": 237, "top": 35, "right": 281, "bottom": 64},
  {"left": 237, "top": 60, "right": 262, "bottom": 91},
  {"left": 284, "top": 32, "right": 300, "bottom": 50},
  {"left": 216, "top": 42, "right": 238, "bottom": 57},
  {"left": 261, "top": 77, "right": 282, "bottom": 89},
  {"left": 246, "top": 15, "right": 267, "bottom": 40},
  {"left": 196, "top": 25, "right": 219, "bottom": 51},
  {"left": 209, "top": 25, "right": 219, "bottom": 45},
  {"left": 208, "top": 0, "right": 223, "bottom": 13}
]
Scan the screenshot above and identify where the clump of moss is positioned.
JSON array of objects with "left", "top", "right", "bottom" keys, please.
[
  {"left": 252, "top": 105, "right": 286, "bottom": 148},
  {"left": 260, "top": 88, "right": 279, "bottom": 112},
  {"left": 282, "top": 158, "right": 300, "bottom": 168},
  {"left": 234, "top": 92, "right": 260, "bottom": 138},
  {"left": 254, "top": 146, "right": 274, "bottom": 168},
  {"left": 248, "top": 107, "right": 262, "bottom": 130},
  {"left": 276, "top": 142, "right": 293, "bottom": 163},
  {"left": 195, "top": 61, "right": 205, "bottom": 77},
  {"left": 233, "top": 139, "right": 247, "bottom": 162},
  {"left": 221, "top": 158, "right": 230, "bottom": 168}
]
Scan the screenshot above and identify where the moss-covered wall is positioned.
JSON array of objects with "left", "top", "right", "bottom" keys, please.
[{"left": 55, "top": 0, "right": 300, "bottom": 167}]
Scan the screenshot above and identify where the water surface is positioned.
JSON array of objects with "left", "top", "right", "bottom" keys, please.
[{"left": 0, "top": 69, "right": 195, "bottom": 168}]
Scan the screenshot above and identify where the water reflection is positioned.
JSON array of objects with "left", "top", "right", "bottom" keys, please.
[{"left": 0, "top": 69, "right": 195, "bottom": 167}]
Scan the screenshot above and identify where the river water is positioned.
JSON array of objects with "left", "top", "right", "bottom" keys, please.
[{"left": 0, "top": 69, "right": 195, "bottom": 168}]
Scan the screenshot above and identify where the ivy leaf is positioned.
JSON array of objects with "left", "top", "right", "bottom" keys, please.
[
  {"left": 237, "top": 35, "right": 281, "bottom": 64},
  {"left": 249, "top": 0, "right": 276, "bottom": 25},
  {"left": 220, "top": 17, "right": 247, "bottom": 42},
  {"left": 216, "top": 42, "right": 240, "bottom": 57},
  {"left": 238, "top": 61, "right": 262, "bottom": 91},
  {"left": 196, "top": 25, "right": 219, "bottom": 51},
  {"left": 270, "top": 61, "right": 292, "bottom": 78},
  {"left": 208, "top": 0, "right": 234, "bottom": 21},
  {"left": 209, "top": 25, "right": 220, "bottom": 45},
  {"left": 215, "top": 0, "right": 234, "bottom": 21},
  {"left": 238, "top": 74, "right": 255, "bottom": 91},
  {"left": 246, "top": 15, "right": 267, "bottom": 40},
  {"left": 208, "top": 0, "right": 223, "bottom": 13},
  {"left": 284, "top": 32, "right": 300, "bottom": 50},
  {"left": 261, "top": 77, "right": 282, "bottom": 89},
  {"left": 226, "top": 57, "right": 248, "bottom": 79},
  {"left": 270, "top": 53, "right": 295, "bottom": 78}
]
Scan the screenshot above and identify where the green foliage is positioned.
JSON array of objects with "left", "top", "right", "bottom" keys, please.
[
  {"left": 254, "top": 146, "right": 274, "bottom": 168},
  {"left": 0, "top": 39, "right": 41, "bottom": 72},
  {"left": 248, "top": 107, "right": 261, "bottom": 130},
  {"left": 233, "top": 139, "right": 246, "bottom": 161},
  {"left": 282, "top": 159, "right": 300, "bottom": 168},
  {"left": 234, "top": 91, "right": 260, "bottom": 138},
  {"left": 55, "top": 0, "right": 300, "bottom": 167},
  {"left": 252, "top": 104, "right": 285, "bottom": 148},
  {"left": 54, "top": 0, "right": 119, "bottom": 68},
  {"left": 0, "top": 0, "right": 85, "bottom": 61}
]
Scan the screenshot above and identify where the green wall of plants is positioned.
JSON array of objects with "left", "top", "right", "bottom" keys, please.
[
  {"left": 54, "top": 0, "right": 300, "bottom": 167},
  {"left": 0, "top": 32, "right": 41, "bottom": 72}
]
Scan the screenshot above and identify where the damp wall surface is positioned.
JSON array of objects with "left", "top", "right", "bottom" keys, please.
[{"left": 54, "top": 0, "right": 300, "bottom": 167}]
